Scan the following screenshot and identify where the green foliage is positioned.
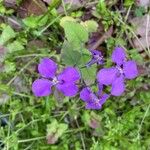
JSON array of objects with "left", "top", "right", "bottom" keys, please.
[
  {"left": 0, "top": 25, "right": 16, "bottom": 45},
  {"left": 81, "top": 64, "right": 97, "bottom": 85},
  {"left": 61, "top": 41, "right": 82, "bottom": 66},
  {"left": 0, "top": 1, "right": 149, "bottom": 150},
  {"left": 60, "top": 17, "right": 98, "bottom": 85},
  {"left": 7, "top": 41, "right": 24, "bottom": 53},
  {"left": 46, "top": 119, "right": 68, "bottom": 143},
  {"left": 4, "top": 61, "right": 16, "bottom": 73},
  {"left": 128, "top": 49, "right": 143, "bottom": 62},
  {"left": 96, "top": 0, "right": 114, "bottom": 30},
  {"left": 135, "top": 7, "right": 146, "bottom": 17},
  {"left": 61, "top": 19, "right": 88, "bottom": 46},
  {"left": 81, "top": 20, "right": 98, "bottom": 33},
  {"left": 124, "top": 0, "right": 134, "bottom": 7},
  {"left": 23, "top": 15, "right": 49, "bottom": 28}
]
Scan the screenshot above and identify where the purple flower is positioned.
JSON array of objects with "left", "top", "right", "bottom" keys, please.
[
  {"left": 86, "top": 50, "right": 104, "bottom": 67},
  {"left": 80, "top": 84, "right": 109, "bottom": 110},
  {"left": 32, "top": 58, "right": 80, "bottom": 97},
  {"left": 97, "top": 47, "right": 138, "bottom": 96}
]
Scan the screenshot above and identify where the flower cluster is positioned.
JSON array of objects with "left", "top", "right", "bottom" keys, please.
[
  {"left": 32, "top": 58, "right": 80, "bottom": 97},
  {"left": 97, "top": 47, "right": 138, "bottom": 96},
  {"left": 32, "top": 47, "right": 138, "bottom": 110},
  {"left": 80, "top": 84, "right": 109, "bottom": 110}
]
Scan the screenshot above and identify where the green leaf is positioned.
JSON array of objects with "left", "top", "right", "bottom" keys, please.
[
  {"left": 124, "top": 0, "right": 134, "bottom": 7},
  {"left": 128, "top": 49, "right": 143, "bottom": 63},
  {"left": 81, "top": 20, "right": 98, "bottom": 33},
  {"left": 47, "top": 120, "right": 58, "bottom": 134},
  {"left": 61, "top": 20, "right": 88, "bottom": 45},
  {"left": 7, "top": 41, "right": 24, "bottom": 53},
  {"left": 23, "top": 15, "right": 48, "bottom": 28},
  {"left": 97, "top": 0, "right": 108, "bottom": 15},
  {"left": 80, "top": 64, "right": 97, "bottom": 85},
  {"left": 0, "top": 26, "right": 16, "bottom": 45},
  {"left": 60, "top": 16, "right": 76, "bottom": 27},
  {"left": 61, "top": 41, "right": 91, "bottom": 66},
  {"left": 0, "top": 84, "right": 10, "bottom": 92},
  {"left": 61, "top": 41, "right": 82, "bottom": 66},
  {"left": 4, "top": 61, "right": 16, "bottom": 73},
  {"left": 23, "top": 16, "right": 37, "bottom": 28},
  {"left": 57, "top": 123, "right": 68, "bottom": 137},
  {"left": 135, "top": 7, "right": 145, "bottom": 17}
]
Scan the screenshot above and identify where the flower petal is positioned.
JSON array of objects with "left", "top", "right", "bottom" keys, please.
[
  {"left": 91, "top": 50, "right": 102, "bottom": 56},
  {"left": 97, "top": 67, "right": 118, "bottom": 85},
  {"left": 38, "top": 58, "right": 57, "bottom": 78},
  {"left": 32, "top": 79, "right": 52, "bottom": 97},
  {"left": 99, "top": 94, "right": 110, "bottom": 105},
  {"left": 56, "top": 83, "right": 78, "bottom": 97},
  {"left": 85, "top": 93, "right": 109, "bottom": 110},
  {"left": 57, "top": 67, "right": 80, "bottom": 83},
  {"left": 85, "top": 102, "right": 102, "bottom": 110},
  {"left": 80, "top": 87, "right": 91, "bottom": 102},
  {"left": 112, "top": 47, "right": 126, "bottom": 65},
  {"left": 123, "top": 60, "right": 138, "bottom": 79},
  {"left": 97, "top": 84, "right": 103, "bottom": 95},
  {"left": 111, "top": 76, "right": 125, "bottom": 96},
  {"left": 86, "top": 58, "right": 99, "bottom": 67}
]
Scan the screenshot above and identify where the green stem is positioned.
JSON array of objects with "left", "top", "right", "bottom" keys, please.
[{"left": 18, "top": 136, "right": 46, "bottom": 143}]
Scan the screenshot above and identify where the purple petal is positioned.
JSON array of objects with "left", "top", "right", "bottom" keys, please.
[
  {"left": 86, "top": 58, "right": 99, "bottom": 67},
  {"left": 86, "top": 50, "right": 103, "bottom": 67},
  {"left": 38, "top": 58, "right": 57, "bottom": 78},
  {"left": 56, "top": 83, "right": 78, "bottom": 97},
  {"left": 97, "top": 67, "right": 118, "bottom": 85},
  {"left": 123, "top": 60, "right": 138, "bottom": 79},
  {"left": 80, "top": 87, "right": 91, "bottom": 102},
  {"left": 32, "top": 79, "right": 52, "bottom": 97},
  {"left": 99, "top": 94, "right": 110, "bottom": 105},
  {"left": 111, "top": 76, "right": 125, "bottom": 96},
  {"left": 97, "top": 84, "right": 103, "bottom": 95},
  {"left": 57, "top": 67, "right": 80, "bottom": 83},
  {"left": 85, "top": 93, "right": 109, "bottom": 110},
  {"left": 91, "top": 50, "right": 102, "bottom": 56},
  {"left": 85, "top": 102, "right": 102, "bottom": 110},
  {"left": 112, "top": 47, "right": 126, "bottom": 65}
]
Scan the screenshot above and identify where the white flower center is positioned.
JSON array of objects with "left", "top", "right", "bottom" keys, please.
[
  {"left": 116, "top": 66, "right": 123, "bottom": 74},
  {"left": 52, "top": 77, "right": 59, "bottom": 85}
]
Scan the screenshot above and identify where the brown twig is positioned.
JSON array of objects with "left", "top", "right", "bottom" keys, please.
[{"left": 90, "top": 26, "right": 113, "bottom": 50}]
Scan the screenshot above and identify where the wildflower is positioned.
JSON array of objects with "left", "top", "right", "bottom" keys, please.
[
  {"left": 80, "top": 84, "right": 109, "bottom": 110},
  {"left": 32, "top": 58, "right": 80, "bottom": 97},
  {"left": 86, "top": 50, "right": 104, "bottom": 67},
  {"left": 97, "top": 47, "right": 138, "bottom": 96}
]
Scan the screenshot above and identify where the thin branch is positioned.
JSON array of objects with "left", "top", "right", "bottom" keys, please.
[
  {"left": 90, "top": 26, "right": 113, "bottom": 50},
  {"left": 75, "top": 119, "right": 86, "bottom": 150}
]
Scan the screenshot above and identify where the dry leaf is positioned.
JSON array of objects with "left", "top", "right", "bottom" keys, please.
[
  {"left": 46, "top": 134, "right": 58, "bottom": 144},
  {"left": 42, "top": 0, "right": 51, "bottom": 4},
  {"left": 12, "top": 77, "right": 28, "bottom": 93},
  {"left": 130, "top": 15, "right": 150, "bottom": 52},
  {"left": 7, "top": 17, "right": 22, "bottom": 30},
  {"left": 3, "top": 0, "right": 17, "bottom": 9},
  {"left": 27, "top": 40, "right": 46, "bottom": 49},
  {"left": 57, "top": 0, "right": 82, "bottom": 13},
  {"left": 18, "top": 0, "right": 47, "bottom": 18},
  {"left": 133, "top": 36, "right": 150, "bottom": 51},
  {"left": 0, "top": 94, "right": 10, "bottom": 105},
  {"left": 130, "top": 14, "right": 150, "bottom": 37},
  {"left": 136, "top": 0, "right": 150, "bottom": 7},
  {"left": 88, "top": 118, "right": 100, "bottom": 129},
  {"left": 0, "top": 45, "right": 7, "bottom": 62}
]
